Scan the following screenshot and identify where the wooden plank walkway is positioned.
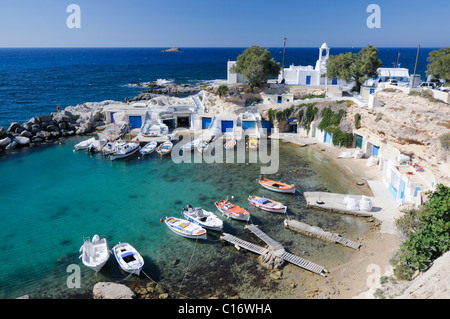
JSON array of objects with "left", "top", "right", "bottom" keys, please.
[
  {"left": 284, "top": 218, "right": 361, "bottom": 250},
  {"left": 279, "top": 251, "right": 328, "bottom": 276},
  {"left": 244, "top": 224, "right": 284, "bottom": 251},
  {"left": 221, "top": 225, "right": 329, "bottom": 277}
]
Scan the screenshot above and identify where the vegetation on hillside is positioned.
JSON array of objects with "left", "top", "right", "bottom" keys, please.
[{"left": 394, "top": 184, "right": 450, "bottom": 280}]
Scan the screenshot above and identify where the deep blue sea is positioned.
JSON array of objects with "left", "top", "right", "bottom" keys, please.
[
  {"left": 0, "top": 47, "right": 436, "bottom": 128},
  {"left": 0, "top": 47, "right": 436, "bottom": 299}
]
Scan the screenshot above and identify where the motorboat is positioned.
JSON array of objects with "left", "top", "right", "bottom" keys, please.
[
  {"left": 182, "top": 204, "right": 223, "bottom": 232},
  {"left": 181, "top": 138, "right": 201, "bottom": 152},
  {"left": 140, "top": 141, "right": 158, "bottom": 155},
  {"left": 197, "top": 141, "right": 209, "bottom": 153},
  {"left": 79, "top": 235, "right": 110, "bottom": 272},
  {"left": 156, "top": 140, "right": 173, "bottom": 155},
  {"left": 214, "top": 199, "right": 250, "bottom": 222},
  {"left": 112, "top": 242, "right": 144, "bottom": 276},
  {"left": 74, "top": 137, "right": 95, "bottom": 151},
  {"left": 224, "top": 139, "right": 236, "bottom": 150},
  {"left": 248, "top": 196, "right": 287, "bottom": 213},
  {"left": 86, "top": 139, "right": 107, "bottom": 153},
  {"left": 102, "top": 140, "right": 125, "bottom": 156},
  {"left": 109, "top": 142, "right": 140, "bottom": 161},
  {"left": 164, "top": 216, "right": 207, "bottom": 240},
  {"left": 258, "top": 177, "right": 296, "bottom": 194}
]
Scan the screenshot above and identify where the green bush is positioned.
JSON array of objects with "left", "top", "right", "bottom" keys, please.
[
  {"left": 395, "top": 184, "right": 450, "bottom": 274},
  {"left": 439, "top": 132, "right": 450, "bottom": 150},
  {"left": 354, "top": 113, "right": 361, "bottom": 129}
]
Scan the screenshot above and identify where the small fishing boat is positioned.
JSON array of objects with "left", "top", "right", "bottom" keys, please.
[
  {"left": 112, "top": 242, "right": 144, "bottom": 276},
  {"left": 182, "top": 204, "right": 223, "bottom": 232},
  {"left": 214, "top": 199, "right": 250, "bottom": 222},
  {"left": 258, "top": 177, "right": 296, "bottom": 194},
  {"left": 110, "top": 142, "right": 140, "bottom": 161},
  {"left": 86, "top": 139, "right": 107, "bottom": 153},
  {"left": 247, "top": 137, "right": 258, "bottom": 150},
  {"left": 224, "top": 139, "right": 236, "bottom": 150},
  {"left": 140, "top": 141, "right": 158, "bottom": 155},
  {"left": 164, "top": 216, "right": 207, "bottom": 239},
  {"left": 156, "top": 140, "right": 173, "bottom": 155},
  {"left": 181, "top": 138, "right": 201, "bottom": 152},
  {"left": 74, "top": 137, "right": 95, "bottom": 151},
  {"left": 197, "top": 141, "right": 209, "bottom": 153},
  {"left": 79, "top": 235, "right": 110, "bottom": 272},
  {"left": 102, "top": 140, "right": 124, "bottom": 156},
  {"left": 248, "top": 196, "right": 287, "bottom": 213}
]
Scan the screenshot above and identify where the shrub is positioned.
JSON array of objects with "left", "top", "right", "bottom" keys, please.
[
  {"left": 395, "top": 184, "right": 450, "bottom": 274},
  {"left": 439, "top": 132, "right": 450, "bottom": 150},
  {"left": 354, "top": 113, "right": 361, "bottom": 129}
]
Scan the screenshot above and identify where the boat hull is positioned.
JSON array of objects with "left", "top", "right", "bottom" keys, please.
[
  {"left": 258, "top": 179, "right": 296, "bottom": 193},
  {"left": 182, "top": 210, "right": 223, "bottom": 232},
  {"left": 214, "top": 200, "right": 250, "bottom": 222},
  {"left": 112, "top": 243, "right": 144, "bottom": 276},
  {"left": 248, "top": 196, "right": 287, "bottom": 213},
  {"left": 165, "top": 217, "right": 207, "bottom": 239},
  {"left": 110, "top": 144, "right": 140, "bottom": 161}
]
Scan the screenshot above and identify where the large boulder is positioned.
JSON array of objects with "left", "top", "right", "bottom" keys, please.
[
  {"left": 13, "top": 136, "right": 30, "bottom": 145},
  {"left": 93, "top": 282, "right": 135, "bottom": 299},
  {"left": 0, "top": 136, "right": 11, "bottom": 147},
  {"left": 7, "top": 122, "right": 21, "bottom": 134}
]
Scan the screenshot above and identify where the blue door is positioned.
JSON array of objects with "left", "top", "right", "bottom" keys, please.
[
  {"left": 221, "top": 121, "right": 234, "bottom": 133},
  {"left": 306, "top": 75, "right": 311, "bottom": 85},
  {"left": 110, "top": 112, "right": 116, "bottom": 123},
  {"left": 332, "top": 78, "right": 338, "bottom": 85},
  {"left": 261, "top": 121, "right": 272, "bottom": 133},
  {"left": 202, "top": 117, "right": 212, "bottom": 129},
  {"left": 372, "top": 145, "right": 380, "bottom": 156},
  {"left": 400, "top": 180, "right": 406, "bottom": 200},
  {"left": 128, "top": 116, "right": 142, "bottom": 129},
  {"left": 324, "top": 131, "right": 332, "bottom": 144}
]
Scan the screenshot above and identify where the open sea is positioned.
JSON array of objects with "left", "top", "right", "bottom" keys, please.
[{"left": 0, "top": 47, "right": 436, "bottom": 299}]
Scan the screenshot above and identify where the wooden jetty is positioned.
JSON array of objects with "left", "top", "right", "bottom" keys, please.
[
  {"left": 303, "top": 191, "right": 374, "bottom": 217},
  {"left": 283, "top": 218, "right": 361, "bottom": 250},
  {"left": 220, "top": 225, "right": 329, "bottom": 277}
]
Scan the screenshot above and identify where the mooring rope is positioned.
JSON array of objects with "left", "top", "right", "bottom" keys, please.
[{"left": 176, "top": 236, "right": 199, "bottom": 299}]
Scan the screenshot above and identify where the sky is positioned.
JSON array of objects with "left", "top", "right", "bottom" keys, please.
[{"left": 0, "top": 0, "right": 448, "bottom": 48}]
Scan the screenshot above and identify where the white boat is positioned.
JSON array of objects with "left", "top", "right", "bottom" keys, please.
[
  {"left": 156, "top": 141, "right": 173, "bottom": 155},
  {"left": 182, "top": 204, "right": 223, "bottom": 232},
  {"left": 74, "top": 137, "right": 95, "bottom": 151},
  {"left": 181, "top": 138, "right": 201, "bottom": 152},
  {"left": 164, "top": 216, "right": 207, "bottom": 240},
  {"left": 197, "top": 141, "right": 209, "bottom": 153},
  {"left": 140, "top": 141, "right": 158, "bottom": 155},
  {"left": 112, "top": 242, "right": 144, "bottom": 276},
  {"left": 86, "top": 139, "right": 108, "bottom": 153},
  {"left": 79, "top": 235, "right": 110, "bottom": 272},
  {"left": 109, "top": 142, "right": 140, "bottom": 161},
  {"left": 102, "top": 140, "right": 125, "bottom": 156},
  {"left": 248, "top": 196, "right": 287, "bottom": 213}
]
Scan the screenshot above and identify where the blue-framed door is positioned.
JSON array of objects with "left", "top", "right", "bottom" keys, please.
[
  {"left": 306, "top": 75, "right": 311, "bottom": 85},
  {"left": 202, "top": 117, "right": 212, "bottom": 129}
]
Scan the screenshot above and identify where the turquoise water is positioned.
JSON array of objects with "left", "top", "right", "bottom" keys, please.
[{"left": 0, "top": 138, "right": 370, "bottom": 299}]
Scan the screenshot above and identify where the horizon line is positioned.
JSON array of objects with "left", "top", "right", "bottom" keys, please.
[{"left": 0, "top": 45, "right": 441, "bottom": 49}]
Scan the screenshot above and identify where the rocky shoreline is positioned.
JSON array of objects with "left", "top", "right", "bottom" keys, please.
[{"left": 0, "top": 102, "right": 108, "bottom": 152}]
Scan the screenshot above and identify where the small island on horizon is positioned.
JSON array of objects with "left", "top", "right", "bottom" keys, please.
[{"left": 160, "top": 47, "right": 182, "bottom": 53}]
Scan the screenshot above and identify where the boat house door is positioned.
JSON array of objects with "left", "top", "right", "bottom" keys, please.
[
  {"left": 202, "top": 117, "right": 212, "bottom": 129},
  {"left": 306, "top": 76, "right": 311, "bottom": 85},
  {"left": 221, "top": 120, "right": 234, "bottom": 133}
]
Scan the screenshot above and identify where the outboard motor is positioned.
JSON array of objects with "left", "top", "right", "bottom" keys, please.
[{"left": 184, "top": 204, "right": 193, "bottom": 212}]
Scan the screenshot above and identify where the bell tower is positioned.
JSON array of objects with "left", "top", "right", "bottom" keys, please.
[{"left": 316, "top": 42, "right": 330, "bottom": 75}]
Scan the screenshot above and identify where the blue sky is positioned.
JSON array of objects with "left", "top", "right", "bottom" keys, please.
[{"left": 0, "top": 0, "right": 448, "bottom": 47}]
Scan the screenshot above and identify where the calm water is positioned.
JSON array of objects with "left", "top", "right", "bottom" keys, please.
[{"left": 0, "top": 137, "right": 371, "bottom": 299}]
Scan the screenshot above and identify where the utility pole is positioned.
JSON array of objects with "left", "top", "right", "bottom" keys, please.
[
  {"left": 412, "top": 45, "right": 420, "bottom": 88},
  {"left": 281, "top": 37, "right": 286, "bottom": 83}
]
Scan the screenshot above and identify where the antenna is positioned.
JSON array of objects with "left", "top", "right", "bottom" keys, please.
[
  {"left": 281, "top": 37, "right": 286, "bottom": 82},
  {"left": 412, "top": 45, "right": 420, "bottom": 88}
]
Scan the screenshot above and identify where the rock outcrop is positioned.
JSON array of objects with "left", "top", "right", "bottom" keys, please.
[{"left": 93, "top": 282, "right": 135, "bottom": 299}]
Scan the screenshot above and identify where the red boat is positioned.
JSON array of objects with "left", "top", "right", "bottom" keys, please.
[{"left": 214, "top": 200, "right": 250, "bottom": 221}]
